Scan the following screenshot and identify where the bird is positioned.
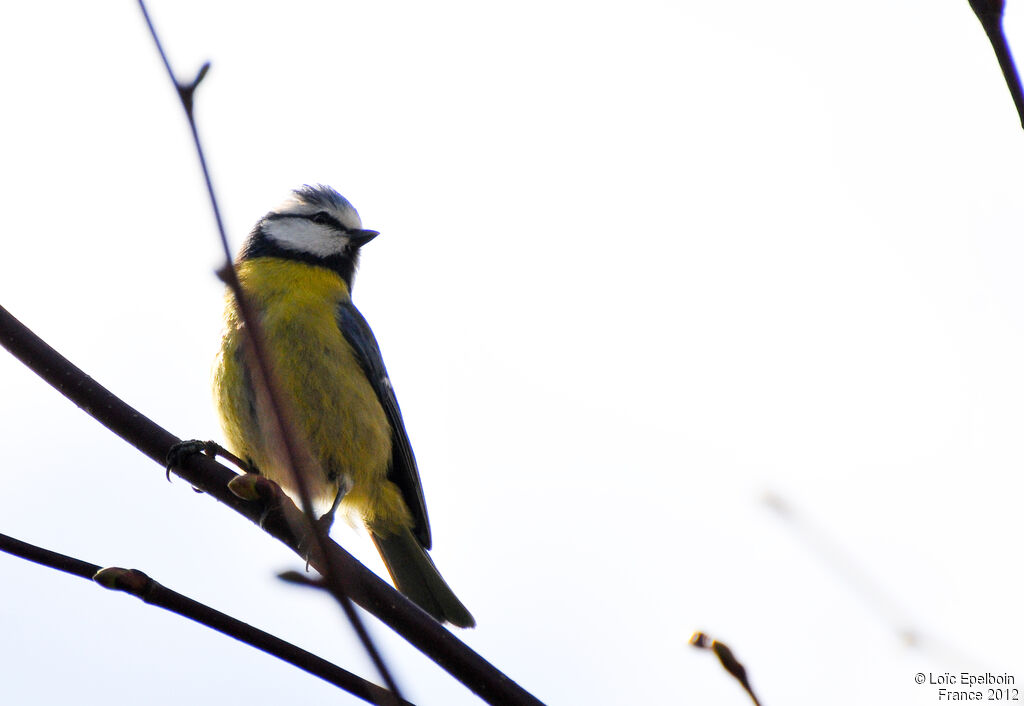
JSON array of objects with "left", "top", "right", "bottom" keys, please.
[{"left": 211, "top": 184, "right": 474, "bottom": 627}]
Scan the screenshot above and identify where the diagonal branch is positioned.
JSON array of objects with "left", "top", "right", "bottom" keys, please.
[
  {"left": 967, "top": 0, "right": 1024, "bottom": 129},
  {"left": 0, "top": 532, "right": 413, "bottom": 706},
  {"left": 136, "top": 1, "right": 402, "bottom": 699},
  {"left": 0, "top": 304, "right": 544, "bottom": 706},
  {"left": 689, "top": 632, "right": 762, "bottom": 706}
]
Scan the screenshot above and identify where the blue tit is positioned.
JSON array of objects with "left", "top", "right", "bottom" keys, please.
[{"left": 212, "top": 184, "right": 474, "bottom": 627}]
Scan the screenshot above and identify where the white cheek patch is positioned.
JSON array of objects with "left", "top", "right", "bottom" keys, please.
[{"left": 263, "top": 219, "right": 349, "bottom": 257}]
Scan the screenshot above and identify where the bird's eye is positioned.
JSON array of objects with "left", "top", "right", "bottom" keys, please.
[{"left": 310, "top": 211, "right": 334, "bottom": 226}]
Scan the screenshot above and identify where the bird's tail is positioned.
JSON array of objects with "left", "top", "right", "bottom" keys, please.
[{"left": 371, "top": 528, "right": 475, "bottom": 628}]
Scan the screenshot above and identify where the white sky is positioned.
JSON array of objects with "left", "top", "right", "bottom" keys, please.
[{"left": 1, "top": 2, "right": 1022, "bottom": 704}]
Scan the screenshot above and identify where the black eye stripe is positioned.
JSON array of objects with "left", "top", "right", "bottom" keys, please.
[
  {"left": 309, "top": 211, "right": 339, "bottom": 227},
  {"left": 266, "top": 211, "right": 349, "bottom": 232}
]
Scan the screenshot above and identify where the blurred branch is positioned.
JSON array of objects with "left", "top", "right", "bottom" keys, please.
[
  {"left": 763, "top": 491, "right": 986, "bottom": 669},
  {"left": 967, "top": 0, "right": 1024, "bottom": 129},
  {"left": 689, "top": 632, "right": 762, "bottom": 706},
  {"left": 0, "top": 304, "right": 543, "bottom": 705},
  {"left": 0, "top": 532, "right": 411, "bottom": 706},
  {"left": 763, "top": 491, "right": 917, "bottom": 646}
]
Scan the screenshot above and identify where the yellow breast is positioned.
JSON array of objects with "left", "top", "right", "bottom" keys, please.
[{"left": 212, "top": 258, "right": 393, "bottom": 514}]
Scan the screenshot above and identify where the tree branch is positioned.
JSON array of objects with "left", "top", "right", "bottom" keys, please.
[
  {"left": 689, "top": 632, "right": 762, "bottom": 706},
  {"left": 0, "top": 532, "right": 412, "bottom": 706},
  {"left": 0, "top": 304, "right": 544, "bottom": 705},
  {"left": 967, "top": 0, "right": 1024, "bottom": 129},
  {"left": 136, "top": 1, "right": 403, "bottom": 699}
]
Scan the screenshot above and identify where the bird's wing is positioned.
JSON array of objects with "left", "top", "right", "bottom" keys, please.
[{"left": 336, "top": 300, "right": 432, "bottom": 548}]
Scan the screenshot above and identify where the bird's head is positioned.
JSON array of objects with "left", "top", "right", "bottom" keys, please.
[{"left": 241, "top": 184, "right": 378, "bottom": 288}]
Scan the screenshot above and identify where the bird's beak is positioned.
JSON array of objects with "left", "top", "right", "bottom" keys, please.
[
  {"left": 348, "top": 229, "right": 379, "bottom": 248},
  {"left": 348, "top": 229, "right": 380, "bottom": 248}
]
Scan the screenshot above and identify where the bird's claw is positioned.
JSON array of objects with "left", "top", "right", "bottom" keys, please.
[
  {"left": 165, "top": 439, "right": 252, "bottom": 482},
  {"left": 165, "top": 439, "right": 221, "bottom": 481}
]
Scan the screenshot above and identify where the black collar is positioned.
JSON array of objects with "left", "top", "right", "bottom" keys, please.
[{"left": 239, "top": 226, "right": 360, "bottom": 290}]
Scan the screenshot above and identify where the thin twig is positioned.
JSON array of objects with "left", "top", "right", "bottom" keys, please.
[
  {"left": 136, "top": 1, "right": 402, "bottom": 699},
  {"left": 690, "top": 632, "right": 762, "bottom": 706},
  {"left": 967, "top": 0, "right": 1024, "bottom": 129},
  {"left": 763, "top": 492, "right": 986, "bottom": 669},
  {"left": 763, "top": 491, "right": 916, "bottom": 643},
  {"left": 0, "top": 532, "right": 412, "bottom": 706}
]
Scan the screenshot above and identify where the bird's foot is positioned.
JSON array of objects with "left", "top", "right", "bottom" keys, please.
[
  {"left": 165, "top": 439, "right": 215, "bottom": 481},
  {"left": 165, "top": 440, "right": 254, "bottom": 482},
  {"left": 293, "top": 511, "right": 335, "bottom": 570},
  {"left": 316, "top": 508, "right": 337, "bottom": 535}
]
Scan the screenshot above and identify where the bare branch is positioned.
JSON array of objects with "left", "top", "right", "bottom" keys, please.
[
  {"left": 763, "top": 492, "right": 985, "bottom": 667},
  {"left": 0, "top": 303, "right": 543, "bottom": 705},
  {"left": 0, "top": 532, "right": 411, "bottom": 706},
  {"left": 137, "top": 1, "right": 402, "bottom": 699},
  {"left": 967, "top": 0, "right": 1024, "bottom": 129},
  {"left": 690, "top": 632, "right": 762, "bottom": 706}
]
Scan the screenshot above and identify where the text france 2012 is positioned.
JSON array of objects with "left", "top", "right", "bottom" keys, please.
[{"left": 914, "top": 672, "right": 1018, "bottom": 701}]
